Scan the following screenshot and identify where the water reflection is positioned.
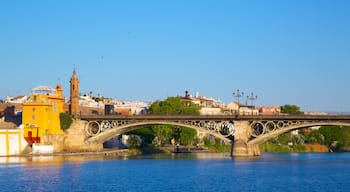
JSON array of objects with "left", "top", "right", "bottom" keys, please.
[
  {"left": 2, "top": 152, "right": 349, "bottom": 166},
  {"left": 0, "top": 152, "right": 235, "bottom": 166},
  {"left": 2, "top": 153, "right": 350, "bottom": 192}
]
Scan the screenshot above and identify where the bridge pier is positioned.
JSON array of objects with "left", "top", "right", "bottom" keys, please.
[
  {"left": 231, "top": 121, "right": 260, "bottom": 157},
  {"left": 64, "top": 120, "right": 103, "bottom": 152}
]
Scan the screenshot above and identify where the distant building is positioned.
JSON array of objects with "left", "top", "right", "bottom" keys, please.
[
  {"left": 239, "top": 106, "right": 259, "bottom": 116},
  {"left": 0, "top": 104, "right": 15, "bottom": 118},
  {"left": 181, "top": 91, "right": 222, "bottom": 108},
  {"left": 257, "top": 106, "right": 281, "bottom": 115},
  {"left": 226, "top": 102, "right": 240, "bottom": 113},
  {"left": 115, "top": 108, "right": 132, "bottom": 116},
  {"left": 200, "top": 107, "right": 223, "bottom": 115},
  {"left": 22, "top": 85, "right": 65, "bottom": 144},
  {"left": 225, "top": 102, "right": 259, "bottom": 115},
  {"left": 6, "top": 96, "right": 28, "bottom": 104}
]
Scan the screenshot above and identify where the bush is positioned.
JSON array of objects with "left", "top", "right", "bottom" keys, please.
[{"left": 60, "top": 113, "right": 73, "bottom": 131}]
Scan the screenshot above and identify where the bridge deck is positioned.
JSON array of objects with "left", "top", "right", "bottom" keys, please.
[{"left": 81, "top": 115, "right": 350, "bottom": 121}]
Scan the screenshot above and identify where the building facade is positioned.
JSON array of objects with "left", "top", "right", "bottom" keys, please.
[
  {"left": 257, "top": 106, "right": 281, "bottom": 115},
  {"left": 22, "top": 85, "right": 65, "bottom": 144}
]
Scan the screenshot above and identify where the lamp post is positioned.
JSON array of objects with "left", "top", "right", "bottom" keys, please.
[
  {"left": 247, "top": 92, "right": 258, "bottom": 115},
  {"left": 233, "top": 89, "right": 244, "bottom": 115},
  {"left": 233, "top": 89, "right": 244, "bottom": 104},
  {"left": 247, "top": 92, "right": 258, "bottom": 106}
]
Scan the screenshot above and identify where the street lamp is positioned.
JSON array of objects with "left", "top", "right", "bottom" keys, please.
[
  {"left": 233, "top": 89, "right": 244, "bottom": 116},
  {"left": 233, "top": 89, "right": 244, "bottom": 104},
  {"left": 247, "top": 92, "right": 258, "bottom": 115},
  {"left": 247, "top": 92, "right": 258, "bottom": 106}
]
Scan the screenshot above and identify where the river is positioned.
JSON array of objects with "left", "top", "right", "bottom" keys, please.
[{"left": 1, "top": 153, "right": 350, "bottom": 192}]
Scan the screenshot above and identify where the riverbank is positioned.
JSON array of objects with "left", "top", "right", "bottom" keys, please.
[
  {"left": 260, "top": 143, "right": 330, "bottom": 153},
  {"left": 0, "top": 143, "right": 333, "bottom": 159}
]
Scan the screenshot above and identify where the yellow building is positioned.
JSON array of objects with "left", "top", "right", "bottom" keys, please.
[{"left": 23, "top": 84, "right": 65, "bottom": 144}]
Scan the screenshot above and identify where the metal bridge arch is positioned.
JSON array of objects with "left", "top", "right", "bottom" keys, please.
[
  {"left": 248, "top": 122, "right": 350, "bottom": 145},
  {"left": 85, "top": 120, "right": 232, "bottom": 144}
]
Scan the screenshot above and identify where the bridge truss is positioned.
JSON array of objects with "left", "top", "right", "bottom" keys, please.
[
  {"left": 248, "top": 117, "right": 350, "bottom": 144},
  {"left": 82, "top": 115, "right": 235, "bottom": 144},
  {"left": 81, "top": 115, "right": 350, "bottom": 145}
]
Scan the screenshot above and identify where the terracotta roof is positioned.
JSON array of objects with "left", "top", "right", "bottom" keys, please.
[
  {"left": 0, "top": 103, "right": 22, "bottom": 112},
  {"left": 0, "top": 121, "right": 17, "bottom": 129}
]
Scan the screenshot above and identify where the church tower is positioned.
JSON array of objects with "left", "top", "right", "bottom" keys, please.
[{"left": 69, "top": 68, "right": 80, "bottom": 116}]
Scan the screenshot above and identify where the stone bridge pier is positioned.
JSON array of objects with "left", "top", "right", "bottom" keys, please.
[{"left": 232, "top": 121, "right": 260, "bottom": 157}]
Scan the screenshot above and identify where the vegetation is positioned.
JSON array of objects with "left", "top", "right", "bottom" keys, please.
[
  {"left": 151, "top": 125, "right": 174, "bottom": 147},
  {"left": 125, "top": 97, "right": 201, "bottom": 152},
  {"left": 125, "top": 96, "right": 231, "bottom": 153},
  {"left": 149, "top": 96, "right": 200, "bottom": 115},
  {"left": 148, "top": 96, "right": 201, "bottom": 147},
  {"left": 179, "top": 128, "right": 197, "bottom": 146},
  {"left": 59, "top": 112, "right": 73, "bottom": 131},
  {"left": 128, "top": 127, "right": 154, "bottom": 145},
  {"left": 203, "top": 137, "right": 231, "bottom": 152},
  {"left": 261, "top": 125, "right": 350, "bottom": 152},
  {"left": 127, "top": 135, "right": 142, "bottom": 149},
  {"left": 280, "top": 104, "right": 303, "bottom": 115}
]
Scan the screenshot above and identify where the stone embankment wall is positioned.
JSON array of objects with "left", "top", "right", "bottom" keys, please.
[
  {"left": 43, "top": 120, "right": 103, "bottom": 153},
  {"left": 232, "top": 121, "right": 260, "bottom": 157},
  {"left": 63, "top": 120, "right": 103, "bottom": 152}
]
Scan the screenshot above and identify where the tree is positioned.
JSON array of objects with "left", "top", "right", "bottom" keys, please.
[
  {"left": 149, "top": 96, "right": 200, "bottom": 115},
  {"left": 280, "top": 104, "right": 303, "bottom": 115},
  {"left": 340, "top": 127, "right": 350, "bottom": 149},
  {"left": 127, "top": 135, "right": 142, "bottom": 149},
  {"left": 59, "top": 113, "right": 73, "bottom": 131},
  {"left": 149, "top": 96, "right": 200, "bottom": 146},
  {"left": 319, "top": 126, "right": 343, "bottom": 149},
  {"left": 179, "top": 128, "right": 197, "bottom": 146},
  {"left": 304, "top": 129, "right": 324, "bottom": 144},
  {"left": 151, "top": 125, "right": 174, "bottom": 147}
]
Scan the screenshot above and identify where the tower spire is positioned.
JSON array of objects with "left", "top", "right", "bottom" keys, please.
[{"left": 69, "top": 67, "right": 80, "bottom": 116}]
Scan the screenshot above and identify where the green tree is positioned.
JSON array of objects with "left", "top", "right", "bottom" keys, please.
[
  {"left": 59, "top": 112, "right": 73, "bottom": 131},
  {"left": 149, "top": 96, "right": 200, "bottom": 115},
  {"left": 340, "top": 127, "right": 350, "bottom": 149},
  {"left": 149, "top": 96, "right": 200, "bottom": 146},
  {"left": 280, "top": 104, "right": 303, "bottom": 115},
  {"left": 179, "top": 128, "right": 197, "bottom": 146},
  {"left": 319, "top": 125, "right": 343, "bottom": 148},
  {"left": 305, "top": 129, "right": 324, "bottom": 144},
  {"left": 127, "top": 135, "right": 142, "bottom": 149},
  {"left": 151, "top": 125, "right": 174, "bottom": 147},
  {"left": 127, "top": 127, "right": 154, "bottom": 145}
]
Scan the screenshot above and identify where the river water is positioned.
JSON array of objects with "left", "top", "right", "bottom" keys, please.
[{"left": 1, "top": 153, "right": 350, "bottom": 192}]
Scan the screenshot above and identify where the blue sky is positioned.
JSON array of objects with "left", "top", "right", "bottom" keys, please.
[{"left": 1, "top": 0, "right": 349, "bottom": 112}]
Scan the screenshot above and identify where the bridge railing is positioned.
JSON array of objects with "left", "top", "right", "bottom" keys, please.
[{"left": 80, "top": 114, "right": 350, "bottom": 121}]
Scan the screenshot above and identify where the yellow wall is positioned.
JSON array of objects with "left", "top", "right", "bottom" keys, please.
[
  {"left": 23, "top": 85, "right": 65, "bottom": 144},
  {"left": 0, "top": 128, "right": 28, "bottom": 156}
]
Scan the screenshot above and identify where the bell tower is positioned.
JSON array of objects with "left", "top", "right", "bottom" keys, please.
[{"left": 69, "top": 68, "right": 80, "bottom": 116}]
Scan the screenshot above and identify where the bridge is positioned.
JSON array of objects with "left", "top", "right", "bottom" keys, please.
[{"left": 80, "top": 114, "right": 350, "bottom": 156}]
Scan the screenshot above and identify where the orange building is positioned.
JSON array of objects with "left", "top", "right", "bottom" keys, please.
[{"left": 22, "top": 85, "right": 65, "bottom": 144}]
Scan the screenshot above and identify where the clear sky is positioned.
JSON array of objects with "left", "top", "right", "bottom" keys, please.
[{"left": 1, "top": 0, "right": 350, "bottom": 113}]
